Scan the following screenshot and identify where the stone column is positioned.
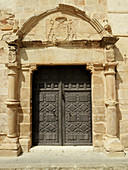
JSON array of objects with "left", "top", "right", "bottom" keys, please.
[
  {"left": 0, "top": 46, "right": 21, "bottom": 157},
  {"left": 104, "top": 45, "right": 124, "bottom": 157}
]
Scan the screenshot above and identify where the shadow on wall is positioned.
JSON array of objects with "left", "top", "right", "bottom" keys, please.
[
  {"left": 115, "top": 44, "right": 124, "bottom": 137},
  {"left": 19, "top": 48, "right": 28, "bottom": 62},
  {"left": 114, "top": 46, "right": 123, "bottom": 62}
]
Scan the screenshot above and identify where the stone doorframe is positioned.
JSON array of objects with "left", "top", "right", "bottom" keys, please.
[{"left": 0, "top": 4, "right": 125, "bottom": 157}]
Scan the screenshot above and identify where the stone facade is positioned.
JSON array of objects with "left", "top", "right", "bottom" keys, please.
[{"left": 0, "top": 0, "right": 127, "bottom": 157}]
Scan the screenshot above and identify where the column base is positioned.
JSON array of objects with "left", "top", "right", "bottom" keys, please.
[
  {"left": 0, "top": 137, "right": 21, "bottom": 157},
  {"left": 19, "top": 138, "right": 32, "bottom": 153},
  {"left": 104, "top": 136, "right": 125, "bottom": 157}
]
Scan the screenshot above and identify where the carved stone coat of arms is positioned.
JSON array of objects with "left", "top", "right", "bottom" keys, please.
[{"left": 47, "top": 17, "right": 77, "bottom": 41}]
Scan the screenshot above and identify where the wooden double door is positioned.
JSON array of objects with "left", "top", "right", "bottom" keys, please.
[{"left": 32, "top": 66, "right": 92, "bottom": 146}]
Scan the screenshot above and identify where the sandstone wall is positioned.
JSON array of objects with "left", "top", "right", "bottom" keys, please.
[
  {"left": 0, "top": 0, "right": 127, "bottom": 151},
  {"left": 107, "top": 0, "right": 128, "bottom": 149}
]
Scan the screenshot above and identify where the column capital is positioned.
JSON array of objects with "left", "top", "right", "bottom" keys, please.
[
  {"left": 5, "top": 62, "right": 20, "bottom": 69},
  {"left": 86, "top": 63, "right": 104, "bottom": 73},
  {"left": 104, "top": 62, "right": 118, "bottom": 75},
  {"left": 105, "top": 99, "right": 118, "bottom": 107},
  {"left": 21, "top": 64, "right": 37, "bottom": 73},
  {"left": 6, "top": 101, "right": 20, "bottom": 107}
]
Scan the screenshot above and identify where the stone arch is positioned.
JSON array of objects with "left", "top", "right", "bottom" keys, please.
[{"left": 17, "top": 4, "right": 109, "bottom": 41}]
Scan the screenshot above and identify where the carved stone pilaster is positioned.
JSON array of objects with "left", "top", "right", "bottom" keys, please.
[
  {"left": 104, "top": 62, "right": 125, "bottom": 157},
  {"left": 0, "top": 47, "right": 21, "bottom": 157}
]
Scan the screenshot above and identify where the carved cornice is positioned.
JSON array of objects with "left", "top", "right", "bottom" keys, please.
[{"left": 7, "top": 36, "right": 119, "bottom": 49}]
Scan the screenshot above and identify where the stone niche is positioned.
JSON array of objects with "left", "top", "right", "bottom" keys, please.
[{"left": 0, "top": 4, "right": 125, "bottom": 157}]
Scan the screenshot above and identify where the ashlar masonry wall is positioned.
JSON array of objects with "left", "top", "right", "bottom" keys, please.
[
  {"left": 0, "top": 0, "right": 127, "bottom": 157},
  {"left": 107, "top": 0, "right": 128, "bottom": 149}
]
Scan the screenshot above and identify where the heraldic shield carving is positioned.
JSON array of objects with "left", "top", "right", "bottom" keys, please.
[{"left": 47, "top": 16, "right": 77, "bottom": 41}]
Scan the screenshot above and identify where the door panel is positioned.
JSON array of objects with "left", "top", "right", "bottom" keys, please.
[
  {"left": 32, "top": 66, "right": 92, "bottom": 146},
  {"left": 64, "top": 91, "right": 92, "bottom": 145},
  {"left": 33, "top": 90, "right": 61, "bottom": 145}
]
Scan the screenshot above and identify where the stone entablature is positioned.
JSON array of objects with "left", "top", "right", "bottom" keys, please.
[{"left": 0, "top": 3, "right": 126, "bottom": 157}]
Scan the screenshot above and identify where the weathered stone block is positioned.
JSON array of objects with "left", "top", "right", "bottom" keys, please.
[
  {"left": 93, "top": 106, "right": 105, "bottom": 115},
  {"left": 93, "top": 75, "right": 104, "bottom": 84},
  {"left": 18, "top": 108, "right": 32, "bottom": 114},
  {"left": 108, "top": 14, "right": 128, "bottom": 35},
  {"left": 93, "top": 99, "right": 105, "bottom": 107},
  {"left": 93, "top": 133, "right": 103, "bottom": 147},
  {"left": 20, "top": 88, "right": 31, "bottom": 100},
  {"left": 118, "top": 89, "right": 128, "bottom": 100},
  {"left": 74, "top": 0, "right": 85, "bottom": 5},
  {"left": 24, "top": 0, "right": 39, "bottom": 7},
  {"left": 108, "top": 0, "right": 128, "bottom": 12},
  {"left": 120, "top": 133, "right": 128, "bottom": 148},
  {"left": 19, "top": 114, "right": 32, "bottom": 124},
  {"left": 120, "top": 120, "right": 128, "bottom": 134},
  {"left": 0, "top": 134, "right": 6, "bottom": 145},
  {"left": 20, "top": 100, "right": 31, "bottom": 107},
  {"left": 1, "top": 25, "right": 13, "bottom": 31},
  {"left": 94, "top": 123, "right": 106, "bottom": 133},
  {"left": 92, "top": 85, "right": 104, "bottom": 99},
  {"left": 19, "top": 123, "right": 32, "bottom": 136},
  {"left": 93, "top": 115, "right": 106, "bottom": 122}
]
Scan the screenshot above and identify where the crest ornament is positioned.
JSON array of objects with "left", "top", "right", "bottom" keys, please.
[
  {"left": 8, "top": 46, "right": 17, "bottom": 63},
  {"left": 47, "top": 17, "right": 77, "bottom": 41}
]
